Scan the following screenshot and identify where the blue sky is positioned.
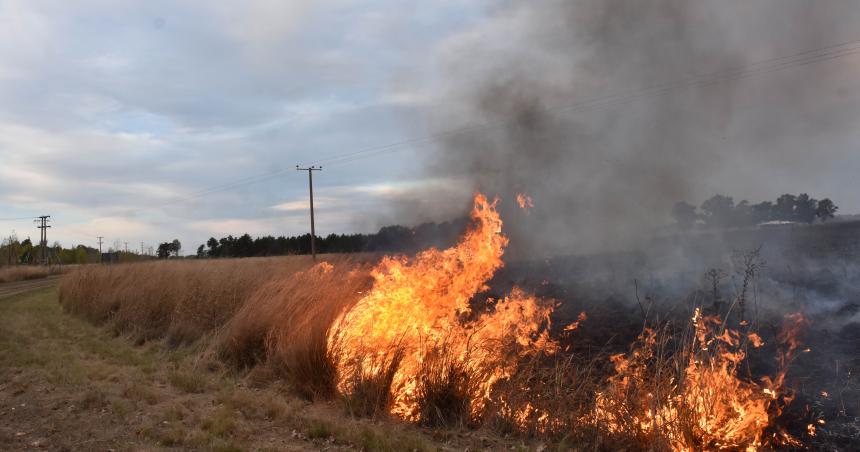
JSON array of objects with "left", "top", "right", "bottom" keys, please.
[{"left": 0, "top": 0, "right": 485, "bottom": 251}]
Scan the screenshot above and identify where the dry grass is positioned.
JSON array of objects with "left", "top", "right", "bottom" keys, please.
[
  {"left": 58, "top": 256, "right": 357, "bottom": 345},
  {"left": 57, "top": 255, "right": 803, "bottom": 450},
  {"left": 0, "top": 265, "right": 61, "bottom": 283},
  {"left": 60, "top": 255, "right": 375, "bottom": 399},
  {"left": 222, "top": 259, "right": 373, "bottom": 398}
]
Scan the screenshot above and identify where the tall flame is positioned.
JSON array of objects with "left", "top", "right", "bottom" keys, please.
[
  {"left": 329, "top": 193, "right": 556, "bottom": 420},
  {"left": 325, "top": 192, "right": 806, "bottom": 448}
]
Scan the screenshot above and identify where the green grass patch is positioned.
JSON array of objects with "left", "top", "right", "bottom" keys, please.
[{"left": 168, "top": 369, "right": 208, "bottom": 393}]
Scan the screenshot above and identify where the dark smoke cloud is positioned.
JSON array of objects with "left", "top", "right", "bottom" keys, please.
[{"left": 418, "top": 0, "right": 860, "bottom": 256}]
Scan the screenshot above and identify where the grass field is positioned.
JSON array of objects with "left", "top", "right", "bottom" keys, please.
[
  {"left": 0, "top": 266, "right": 61, "bottom": 284},
  {"left": 1, "top": 287, "right": 496, "bottom": 451},
  {"left": 48, "top": 217, "right": 835, "bottom": 452}
]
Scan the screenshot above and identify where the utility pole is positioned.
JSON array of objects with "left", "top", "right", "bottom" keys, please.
[
  {"left": 124, "top": 242, "right": 128, "bottom": 253},
  {"left": 296, "top": 165, "right": 322, "bottom": 260},
  {"left": 97, "top": 236, "right": 104, "bottom": 263},
  {"left": 140, "top": 242, "right": 145, "bottom": 256},
  {"left": 7, "top": 235, "right": 13, "bottom": 265},
  {"left": 34, "top": 216, "right": 51, "bottom": 266}
]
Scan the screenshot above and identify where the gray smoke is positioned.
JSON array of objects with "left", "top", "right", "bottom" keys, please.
[{"left": 416, "top": 0, "right": 860, "bottom": 257}]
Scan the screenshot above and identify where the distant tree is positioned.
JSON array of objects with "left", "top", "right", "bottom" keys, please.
[
  {"left": 367, "top": 225, "right": 413, "bottom": 251},
  {"left": 206, "top": 237, "right": 219, "bottom": 257},
  {"left": 794, "top": 193, "right": 818, "bottom": 224},
  {"left": 171, "top": 239, "right": 181, "bottom": 257},
  {"left": 196, "top": 244, "right": 205, "bottom": 258},
  {"left": 733, "top": 200, "right": 756, "bottom": 227},
  {"left": 235, "top": 233, "right": 254, "bottom": 257},
  {"left": 19, "top": 238, "right": 33, "bottom": 263},
  {"left": 700, "top": 195, "right": 735, "bottom": 227},
  {"left": 671, "top": 201, "right": 698, "bottom": 229},
  {"left": 157, "top": 239, "right": 182, "bottom": 259},
  {"left": 774, "top": 194, "right": 796, "bottom": 221},
  {"left": 815, "top": 198, "right": 838, "bottom": 222},
  {"left": 750, "top": 201, "right": 773, "bottom": 224},
  {"left": 156, "top": 242, "right": 172, "bottom": 259}
]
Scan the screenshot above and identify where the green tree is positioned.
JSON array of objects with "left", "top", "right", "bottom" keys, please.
[
  {"left": 750, "top": 201, "right": 773, "bottom": 224},
  {"left": 206, "top": 237, "right": 219, "bottom": 257},
  {"left": 701, "top": 195, "right": 735, "bottom": 227},
  {"left": 815, "top": 198, "right": 838, "bottom": 222},
  {"left": 671, "top": 201, "right": 698, "bottom": 229},
  {"left": 171, "top": 239, "right": 181, "bottom": 257},
  {"left": 794, "top": 193, "right": 818, "bottom": 223},
  {"left": 774, "top": 194, "right": 796, "bottom": 221}
]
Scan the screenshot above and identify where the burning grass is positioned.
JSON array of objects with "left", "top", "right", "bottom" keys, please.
[{"left": 58, "top": 194, "right": 816, "bottom": 450}]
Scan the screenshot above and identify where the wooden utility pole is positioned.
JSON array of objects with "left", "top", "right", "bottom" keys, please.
[
  {"left": 34, "top": 216, "right": 51, "bottom": 266},
  {"left": 97, "top": 236, "right": 104, "bottom": 263},
  {"left": 296, "top": 165, "right": 322, "bottom": 260},
  {"left": 7, "top": 235, "right": 13, "bottom": 265}
]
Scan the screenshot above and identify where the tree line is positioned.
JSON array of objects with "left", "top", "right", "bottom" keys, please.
[
  {"left": 189, "top": 218, "right": 468, "bottom": 259},
  {"left": 672, "top": 193, "right": 838, "bottom": 229},
  {"left": 0, "top": 236, "right": 150, "bottom": 265}
]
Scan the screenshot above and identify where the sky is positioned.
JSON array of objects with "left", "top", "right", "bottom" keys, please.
[
  {"left": 0, "top": 0, "right": 485, "bottom": 252},
  {"left": 1, "top": 0, "right": 859, "bottom": 254}
]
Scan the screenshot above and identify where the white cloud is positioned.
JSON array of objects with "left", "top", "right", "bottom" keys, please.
[{"left": 0, "top": 1, "right": 482, "bottom": 249}]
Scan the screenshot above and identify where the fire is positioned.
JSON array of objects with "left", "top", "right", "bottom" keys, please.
[
  {"left": 329, "top": 193, "right": 556, "bottom": 421},
  {"left": 323, "top": 192, "right": 807, "bottom": 447},
  {"left": 516, "top": 193, "right": 534, "bottom": 212},
  {"left": 593, "top": 309, "right": 806, "bottom": 451}
]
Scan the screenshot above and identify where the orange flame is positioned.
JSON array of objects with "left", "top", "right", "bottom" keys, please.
[
  {"left": 329, "top": 193, "right": 556, "bottom": 420},
  {"left": 324, "top": 192, "right": 807, "bottom": 446},
  {"left": 516, "top": 193, "right": 534, "bottom": 213},
  {"left": 593, "top": 309, "right": 806, "bottom": 451}
]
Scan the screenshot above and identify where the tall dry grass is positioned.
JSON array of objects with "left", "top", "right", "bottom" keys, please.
[
  {"left": 59, "top": 256, "right": 374, "bottom": 397},
  {"left": 59, "top": 256, "right": 364, "bottom": 346},
  {"left": 0, "top": 265, "right": 60, "bottom": 283},
  {"left": 58, "top": 256, "right": 803, "bottom": 450},
  {"left": 220, "top": 260, "right": 373, "bottom": 398}
]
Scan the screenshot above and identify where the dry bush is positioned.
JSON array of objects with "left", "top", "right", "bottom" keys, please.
[
  {"left": 340, "top": 346, "right": 404, "bottom": 418},
  {"left": 0, "top": 265, "right": 56, "bottom": 283},
  {"left": 484, "top": 353, "right": 605, "bottom": 440},
  {"left": 414, "top": 347, "right": 475, "bottom": 428}
]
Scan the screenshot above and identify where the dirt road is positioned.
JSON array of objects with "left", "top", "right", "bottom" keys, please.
[{"left": 0, "top": 276, "right": 61, "bottom": 300}]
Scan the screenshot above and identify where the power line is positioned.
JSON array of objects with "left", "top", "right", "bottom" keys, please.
[
  {"left": 99, "top": 37, "right": 860, "bottom": 211},
  {"left": 0, "top": 216, "right": 41, "bottom": 221}
]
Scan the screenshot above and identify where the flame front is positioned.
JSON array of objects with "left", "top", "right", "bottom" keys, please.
[
  {"left": 593, "top": 309, "right": 805, "bottom": 451},
  {"left": 329, "top": 193, "right": 556, "bottom": 420},
  {"left": 324, "top": 192, "right": 806, "bottom": 447}
]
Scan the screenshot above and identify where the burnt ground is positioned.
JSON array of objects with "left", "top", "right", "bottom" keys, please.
[{"left": 491, "top": 221, "right": 860, "bottom": 449}]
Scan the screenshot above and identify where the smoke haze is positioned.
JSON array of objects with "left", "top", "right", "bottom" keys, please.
[{"left": 413, "top": 0, "right": 860, "bottom": 256}]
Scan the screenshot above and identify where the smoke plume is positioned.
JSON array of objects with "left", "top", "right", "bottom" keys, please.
[{"left": 417, "top": 0, "right": 860, "bottom": 256}]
